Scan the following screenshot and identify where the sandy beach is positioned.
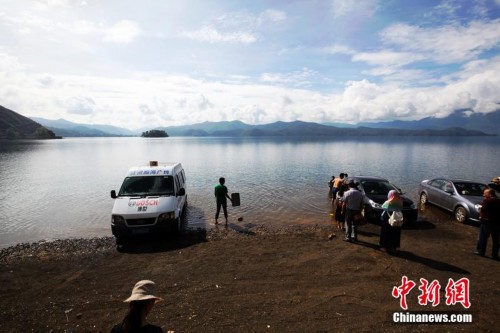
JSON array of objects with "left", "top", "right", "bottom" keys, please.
[{"left": 1, "top": 212, "right": 499, "bottom": 332}]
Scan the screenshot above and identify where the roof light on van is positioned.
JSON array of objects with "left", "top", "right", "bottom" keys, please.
[{"left": 149, "top": 161, "right": 158, "bottom": 167}]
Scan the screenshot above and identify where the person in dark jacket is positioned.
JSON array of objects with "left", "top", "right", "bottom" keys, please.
[{"left": 475, "top": 189, "right": 500, "bottom": 260}]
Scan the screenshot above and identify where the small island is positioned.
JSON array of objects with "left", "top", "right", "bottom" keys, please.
[{"left": 141, "top": 129, "right": 169, "bottom": 137}]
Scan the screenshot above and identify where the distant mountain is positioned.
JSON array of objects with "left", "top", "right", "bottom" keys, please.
[
  {"left": 336, "top": 109, "right": 500, "bottom": 136},
  {"left": 0, "top": 105, "right": 60, "bottom": 139},
  {"left": 158, "top": 120, "right": 252, "bottom": 137},
  {"left": 31, "top": 117, "right": 136, "bottom": 137},
  {"left": 157, "top": 120, "right": 494, "bottom": 137},
  {"left": 23, "top": 110, "right": 499, "bottom": 138}
]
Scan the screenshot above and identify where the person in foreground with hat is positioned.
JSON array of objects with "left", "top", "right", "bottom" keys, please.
[
  {"left": 111, "top": 280, "right": 164, "bottom": 333},
  {"left": 341, "top": 179, "right": 364, "bottom": 242}
]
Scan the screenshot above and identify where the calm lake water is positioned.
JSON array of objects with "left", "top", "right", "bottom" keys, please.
[{"left": 1, "top": 136, "right": 499, "bottom": 248}]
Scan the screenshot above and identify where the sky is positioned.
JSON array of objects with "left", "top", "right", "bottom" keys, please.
[{"left": 1, "top": 0, "right": 500, "bottom": 129}]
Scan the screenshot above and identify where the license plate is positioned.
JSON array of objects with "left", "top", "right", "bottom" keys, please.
[{"left": 132, "top": 228, "right": 149, "bottom": 235}]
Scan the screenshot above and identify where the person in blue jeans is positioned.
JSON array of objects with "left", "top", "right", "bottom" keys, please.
[
  {"left": 342, "top": 179, "right": 364, "bottom": 242},
  {"left": 475, "top": 189, "right": 500, "bottom": 260}
]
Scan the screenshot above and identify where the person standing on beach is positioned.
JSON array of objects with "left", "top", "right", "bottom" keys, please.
[
  {"left": 475, "top": 188, "right": 500, "bottom": 260},
  {"left": 215, "top": 177, "right": 232, "bottom": 225},
  {"left": 379, "top": 190, "right": 403, "bottom": 253},
  {"left": 334, "top": 183, "right": 347, "bottom": 230},
  {"left": 111, "top": 280, "right": 164, "bottom": 333},
  {"left": 488, "top": 177, "right": 500, "bottom": 197},
  {"left": 327, "top": 176, "right": 335, "bottom": 198},
  {"left": 341, "top": 179, "right": 364, "bottom": 242},
  {"left": 332, "top": 173, "right": 345, "bottom": 201}
]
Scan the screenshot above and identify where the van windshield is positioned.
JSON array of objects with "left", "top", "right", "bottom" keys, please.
[{"left": 118, "top": 176, "right": 174, "bottom": 197}]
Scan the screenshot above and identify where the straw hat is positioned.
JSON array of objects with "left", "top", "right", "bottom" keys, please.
[{"left": 124, "top": 280, "right": 163, "bottom": 303}]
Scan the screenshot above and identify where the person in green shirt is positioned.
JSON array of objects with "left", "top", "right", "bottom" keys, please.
[{"left": 215, "top": 177, "right": 232, "bottom": 225}]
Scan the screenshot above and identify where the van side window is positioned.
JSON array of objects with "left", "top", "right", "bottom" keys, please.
[
  {"left": 180, "top": 170, "right": 185, "bottom": 183},
  {"left": 174, "top": 175, "right": 180, "bottom": 192}
]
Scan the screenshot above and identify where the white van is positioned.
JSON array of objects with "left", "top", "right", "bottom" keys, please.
[{"left": 110, "top": 161, "right": 187, "bottom": 241}]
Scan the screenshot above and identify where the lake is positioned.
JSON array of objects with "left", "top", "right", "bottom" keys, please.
[{"left": 1, "top": 136, "right": 499, "bottom": 248}]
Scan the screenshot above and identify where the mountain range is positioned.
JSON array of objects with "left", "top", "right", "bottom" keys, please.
[
  {"left": 2, "top": 104, "right": 499, "bottom": 138},
  {"left": 350, "top": 109, "right": 500, "bottom": 135}
]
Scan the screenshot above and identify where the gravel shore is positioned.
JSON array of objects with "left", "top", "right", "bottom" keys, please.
[{"left": 1, "top": 220, "right": 499, "bottom": 332}]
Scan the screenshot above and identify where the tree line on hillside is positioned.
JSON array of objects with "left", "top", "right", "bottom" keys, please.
[
  {"left": 0, "top": 105, "right": 61, "bottom": 139},
  {"left": 141, "top": 130, "right": 169, "bottom": 137}
]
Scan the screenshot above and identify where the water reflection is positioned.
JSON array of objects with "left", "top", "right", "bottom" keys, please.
[{"left": 0, "top": 136, "right": 498, "bottom": 247}]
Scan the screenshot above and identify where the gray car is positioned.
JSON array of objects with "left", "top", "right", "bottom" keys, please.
[{"left": 418, "top": 178, "right": 488, "bottom": 223}]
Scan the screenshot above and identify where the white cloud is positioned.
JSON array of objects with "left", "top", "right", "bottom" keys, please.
[
  {"left": 181, "top": 25, "right": 257, "bottom": 44},
  {"left": 323, "top": 44, "right": 355, "bottom": 55},
  {"left": 258, "top": 9, "right": 287, "bottom": 24},
  {"left": 198, "top": 95, "right": 215, "bottom": 110},
  {"left": 0, "top": 53, "right": 26, "bottom": 72},
  {"left": 103, "top": 20, "right": 141, "bottom": 44},
  {"left": 180, "top": 8, "right": 285, "bottom": 44},
  {"left": 331, "top": 0, "right": 378, "bottom": 19},
  {"left": 380, "top": 20, "right": 500, "bottom": 64},
  {"left": 2, "top": 1, "right": 500, "bottom": 129},
  {"left": 352, "top": 51, "right": 425, "bottom": 67},
  {"left": 66, "top": 96, "right": 96, "bottom": 115},
  {"left": 139, "top": 104, "right": 154, "bottom": 115},
  {"left": 260, "top": 68, "right": 318, "bottom": 87}
]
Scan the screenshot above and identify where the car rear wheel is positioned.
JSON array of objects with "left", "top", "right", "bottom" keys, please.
[
  {"left": 454, "top": 206, "right": 467, "bottom": 223},
  {"left": 419, "top": 193, "right": 428, "bottom": 205}
]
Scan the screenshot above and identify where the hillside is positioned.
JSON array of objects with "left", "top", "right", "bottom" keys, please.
[
  {"left": 0, "top": 106, "right": 60, "bottom": 139},
  {"left": 31, "top": 117, "right": 135, "bottom": 137}
]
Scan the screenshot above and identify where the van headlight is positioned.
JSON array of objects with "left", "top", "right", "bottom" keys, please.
[
  {"left": 474, "top": 204, "right": 482, "bottom": 212},
  {"left": 369, "top": 199, "right": 382, "bottom": 209},
  {"left": 112, "top": 215, "right": 125, "bottom": 226},
  {"left": 158, "top": 212, "right": 175, "bottom": 221}
]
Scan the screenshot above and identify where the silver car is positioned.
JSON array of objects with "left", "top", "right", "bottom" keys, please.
[{"left": 418, "top": 178, "right": 488, "bottom": 223}]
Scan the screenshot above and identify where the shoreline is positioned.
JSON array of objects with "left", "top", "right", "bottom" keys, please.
[{"left": 0, "top": 223, "right": 332, "bottom": 262}]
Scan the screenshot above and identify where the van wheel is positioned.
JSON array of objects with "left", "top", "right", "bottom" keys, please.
[
  {"left": 115, "top": 237, "right": 125, "bottom": 246},
  {"left": 172, "top": 218, "right": 180, "bottom": 233}
]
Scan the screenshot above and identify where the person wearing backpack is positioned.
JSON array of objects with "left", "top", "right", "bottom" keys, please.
[{"left": 380, "top": 190, "right": 404, "bottom": 254}]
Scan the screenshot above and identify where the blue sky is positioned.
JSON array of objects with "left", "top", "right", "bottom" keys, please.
[{"left": 1, "top": 0, "right": 499, "bottom": 129}]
